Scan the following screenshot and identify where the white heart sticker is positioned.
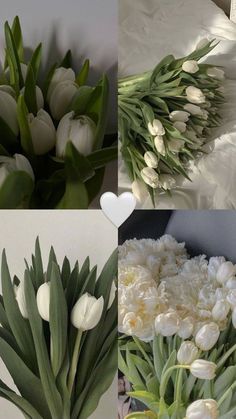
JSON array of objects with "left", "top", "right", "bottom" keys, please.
[{"left": 100, "top": 192, "right": 136, "bottom": 227}]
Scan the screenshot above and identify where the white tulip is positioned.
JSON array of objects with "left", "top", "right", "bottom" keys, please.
[
  {"left": 154, "top": 136, "right": 165, "bottom": 156},
  {"left": 173, "top": 121, "right": 187, "bottom": 133},
  {"left": 0, "top": 154, "right": 34, "bottom": 187},
  {"left": 0, "top": 85, "right": 16, "bottom": 97},
  {"left": 155, "top": 312, "right": 179, "bottom": 337},
  {"left": 131, "top": 179, "right": 148, "bottom": 202},
  {"left": 207, "top": 67, "right": 225, "bottom": 81},
  {"left": 184, "top": 103, "right": 203, "bottom": 116},
  {"left": 227, "top": 290, "right": 236, "bottom": 308},
  {"left": 169, "top": 110, "right": 190, "bottom": 122},
  {"left": 144, "top": 151, "right": 158, "bottom": 168},
  {"left": 159, "top": 174, "right": 176, "bottom": 191},
  {"left": 49, "top": 80, "right": 78, "bottom": 120},
  {"left": 47, "top": 67, "right": 76, "bottom": 101},
  {"left": 168, "top": 138, "right": 184, "bottom": 153},
  {"left": 148, "top": 119, "right": 165, "bottom": 136},
  {"left": 15, "top": 280, "right": 28, "bottom": 319},
  {"left": 36, "top": 282, "right": 50, "bottom": 322},
  {"left": 182, "top": 60, "right": 199, "bottom": 74},
  {"left": 195, "top": 322, "right": 220, "bottom": 351},
  {"left": 0, "top": 90, "right": 18, "bottom": 136},
  {"left": 186, "top": 86, "right": 206, "bottom": 104},
  {"left": 21, "top": 86, "right": 44, "bottom": 111},
  {"left": 56, "top": 111, "right": 96, "bottom": 158},
  {"left": 71, "top": 293, "right": 104, "bottom": 331},
  {"left": 178, "top": 317, "right": 194, "bottom": 339},
  {"left": 28, "top": 110, "right": 56, "bottom": 155},
  {"left": 190, "top": 359, "right": 216, "bottom": 379},
  {"left": 232, "top": 308, "right": 236, "bottom": 328},
  {"left": 108, "top": 281, "right": 117, "bottom": 310},
  {"left": 140, "top": 167, "right": 159, "bottom": 189},
  {"left": 177, "top": 341, "right": 198, "bottom": 365},
  {"left": 216, "top": 261, "right": 236, "bottom": 284},
  {"left": 212, "top": 299, "right": 230, "bottom": 322},
  {"left": 186, "top": 399, "right": 219, "bottom": 419},
  {"left": 226, "top": 278, "right": 236, "bottom": 289}
]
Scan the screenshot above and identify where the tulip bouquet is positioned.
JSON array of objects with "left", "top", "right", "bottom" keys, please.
[
  {"left": 118, "top": 40, "right": 225, "bottom": 205},
  {"left": 0, "top": 16, "right": 117, "bottom": 208},
  {"left": 0, "top": 238, "right": 117, "bottom": 418},
  {"left": 118, "top": 236, "right": 236, "bottom": 418}
]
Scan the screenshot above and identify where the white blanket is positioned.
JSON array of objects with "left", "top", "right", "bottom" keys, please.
[{"left": 119, "top": 0, "right": 236, "bottom": 209}]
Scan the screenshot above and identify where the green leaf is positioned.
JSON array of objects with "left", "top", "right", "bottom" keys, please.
[
  {"left": 29, "top": 43, "right": 42, "bottom": 82},
  {"left": 60, "top": 50, "right": 72, "bottom": 68},
  {"left": 17, "top": 95, "right": 34, "bottom": 155},
  {"left": 150, "top": 55, "right": 175, "bottom": 86},
  {"left": 33, "top": 237, "right": 44, "bottom": 289},
  {"left": 214, "top": 366, "right": 236, "bottom": 399},
  {"left": 4, "top": 21, "right": 24, "bottom": 92},
  {"left": 87, "top": 146, "right": 117, "bottom": 170},
  {"left": 0, "top": 171, "right": 34, "bottom": 209},
  {"left": 0, "top": 116, "right": 18, "bottom": 150},
  {"left": 128, "top": 391, "right": 160, "bottom": 414},
  {"left": 49, "top": 263, "right": 68, "bottom": 377},
  {"left": 76, "top": 59, "right": 90, "bottom": 86},
  {"left": 46, "top": 246, "right": 58, "bottom": 279},
  {"left": 0, "top": 382, "right": 43, "bottom": 419},
  {"left": 153, "top": 336, "right": 165, "bottom": 383},
  {"left": 24, "top": 63, "right": 38, "bottom": 114},
  {"left": 11, "top": 16, "right": 24, "bottom": 62},
  {"left": 68, "top": 85, "right": 94, "bottom": 116},
  {"left": 61, "top": 256, "right": 71, "bottom": 289}
]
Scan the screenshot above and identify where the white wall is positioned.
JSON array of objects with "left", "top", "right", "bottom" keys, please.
[{"left": 0, "top": 210, "right": 117, "bottom": 419}]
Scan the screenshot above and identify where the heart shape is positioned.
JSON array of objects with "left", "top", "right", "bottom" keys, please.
[{"left": 100, "top": 192, "right": 136, "bottom": 227}]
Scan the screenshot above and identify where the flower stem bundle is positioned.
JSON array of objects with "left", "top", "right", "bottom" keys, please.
[
  {"left": 0, "top": 238, "right": 117, "bottom": 419},
  {"left": 118, "top": 40, "right": 225, "bottom": 205}
]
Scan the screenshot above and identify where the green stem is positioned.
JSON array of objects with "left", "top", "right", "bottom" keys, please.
[
  {"left": 218, "top": 381, "right": 236, "bottom": 407},
  {"left": 67, "top": 329, "right": 83, "bottom": 396},
  {"left": 217, "top": 343, "right": 236, "bottom": 370},
  {"left": 118, "top": 71, "right": 151, "bottom": 87},
  {"left": 160, "top": 365, "right": 187, "bottom": 399},
  {"left": 174, "top": 368, "right": 183, "bottom": 405}
]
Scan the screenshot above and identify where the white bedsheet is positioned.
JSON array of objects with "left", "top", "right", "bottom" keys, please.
[{"left": 118, "top": 0, "right": 236, "bottom": 209}]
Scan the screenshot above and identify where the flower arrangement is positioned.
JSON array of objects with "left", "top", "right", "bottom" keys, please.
[
  {"left": 0, "top": 17, "right": 117, "bottom": 209},
  {"left": 0, "top": 238, "right": 117, "bottom": 418},
  {"left": 118, "top": 236, "right": 236, "bottom": 418},
  {"left": 118, "top": 40, "right": 225, "bottom": 205}
]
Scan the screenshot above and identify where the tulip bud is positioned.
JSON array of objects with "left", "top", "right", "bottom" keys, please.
[
  {"left": 207, "top": 67, "right": 225, "bottom": 81},
  {"left": 190, "top": 359, "right": 216, "bottom": 380},
  {"left": 56, "top": 111, "right": 96, "bottom": 158},
  {"left": 186, "top": 86, "right": 206, "bottom": 104},
  {"left": 177, "top": 341, "right": 198, "bottom": 365},
  {"left": 173, "top": 121, "right": 187, "bottom": 133},
  {"left": 195, "top": 322, "right": 220, "bottom": 351},
  {"left": 169, "top": 110, "right": 190, "bottom": 122},
  {"left": 131, "top": 179, "right": 148, "bottom": 202},
  {"left": 186, "top": 399, "right": 219, "bottom": 419},
  {"left": 148, "top": 119, "right": 165, "bottom": 136},
  {"left": 108, "top": 281, "right": 117, "bottom": 310},
  {"left": 49, "top": 80, "right": 78, "bottom": 120},
  {"left": 178, "top": 317, "right": 194, "bottom": 339},
  {"left": 183, "top": 103, "right": 203, "bottom": 116},
  {"left": 154, "top": 136, "right": 166, "bottom": 156},
  {"left": 155, "top": 312, "right": 179, "bottom": 337},
  {"left": 36, "top": 282, "right": 50, "bottom": 322},
  {"left": 47, "top": 67, "right": 76, "bottom": 101},
  {"left": 216, "top": 261, "right": 236, "bottom": 284},
  {"left": 15, "top": 280, "right": 28, "bottom": 319},
  {"left": 0, "top": 90, "right": 18, "bottom": 136},
  {"left": 212, "top": 299, "right": 230, "bottom": 322},
  {"left": 182, "top": 60, "right": 199, "bottom": 74},
  {"left": 0, "top": 154, "right": 34, "bottom": 188},
  {"left": 159, "top": 174, "right": 176, "bottom": 191},
  {"left": 28, "top": 110, "right": 56, "bottom": 155},
  {"left": 144, "top": 151, "right": 158, "bottom": 168},
  {"left": 71, "top": 293, "right": 104, "bottom": 331},
  {"left": 140, "top": 167, "right": 159, "bottom": 189},
  {"left": 232, "top": 308, "right": 236, "bottom": 328}
]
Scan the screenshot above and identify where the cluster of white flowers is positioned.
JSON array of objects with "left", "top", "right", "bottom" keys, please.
[{"left": 119, "top": 235, "right": 236, "bottom": 350}]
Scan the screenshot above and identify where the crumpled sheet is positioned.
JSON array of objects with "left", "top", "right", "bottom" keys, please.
[{"left": 118, "top": 0, "right": 236, "bottom": 209}]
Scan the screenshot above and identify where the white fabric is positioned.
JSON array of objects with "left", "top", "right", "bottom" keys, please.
[{"left": 118, "top": 0, "right": 236, "bottom": 209}]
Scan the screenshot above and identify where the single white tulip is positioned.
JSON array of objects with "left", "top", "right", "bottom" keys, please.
[
  {"left": 28, "top": 110, "right": 56, "bottom": 155},
  {"left": 207, "top": 67, "right": 225, "bottom": 81},
  {"left": 168, "top": 138, "right": 184, "bottom": 153},
  {"left": 155, "top": 312, "right": 179, "bottom": 337},
  {"left": 169, "top": 110, "right": 190, "bottom": 122},
  {"left": 144, "top": 151, "right": 158, "bottom": 168},
  {"left": 159, "top": 174, "right": 176, "bottom": 191},
  {"left": 21, "top": 86, "right": 44, "bottom": 111},
  {"left": 49, "top": 80, "right": 78, "bottom": 120},
  {"left": 227, "top": 290, "right": 236, "bottom": 307},
  {"left": 190, "top": 359, "right": 216, "bottom": 380},
  {"left": 0, "top": 154, "right": 34, "bottom": 187},
  {"left": 131, "top": 179, "right": 148, "bottom": 202},
  {"left": 148, "top": 119, "right": 165, "bottom": 136},
  {"left": 216, "top": 261, "right": 236, "bottom": 284},
  {"left": 182, "top": 60, "right": 199, "bottom": 74},
  {"left": 195, "top": 322, "right": 220, "bottom": 351},
  {"left": 212, "top": 299, "right": 230, "bottom": 322},
  {"left": 186, "top": 399, "right": 219, "bottom": 419},
  {"left": 108, "top": 281, "right": 117, "bottom": 310},
  {"left": 140, "top": 167, "right": 159, "bottom": 188},
  {"left": 177, "top": 341, "right": 198, "bottom": 365},
  {"left": 56, "top": 111, "right": 96, "bottom": 158},
  {"left": 173, "top": 121, "right": 187, "bottom": 133},
  {"left": 36, "top": 282, "right": 50, "bottom": 322},
  {"left": 186, "top": 86, "right": 206, "bottom": 104},
  {"left": 184, "top": 103, "right": 203, "bottom": 116},
  {"left": 47, "top": 67, "right": 76, "bottom": 101},
  {"left": 154, "top": 136, "right": 166, "bottom": 156},
  {"left": 178, "top": 317, "right": 194, "bottom": 339},
  {"left": 226, "top": 278, "right": 236, "bottom": 289},
  {"left": 71, "top": 293, "right": 104, "bottom": 331},
  {"left": 0, "top": 85, "right": 16, "bottom": 97},
  {"left": 15, "top": 280, "right": 28, "bottom": 319},
  {"left": 0, "top": 90, "right": 18, "bottom": 136}
]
